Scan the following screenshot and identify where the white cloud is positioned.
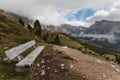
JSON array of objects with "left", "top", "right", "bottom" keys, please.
[
  {"left": 0, "top": 0, "right": 119, "bottom": 27},
  {"left": 66, "top": 21, "right": 90, "bottom": 27},
  {"left": 79, "top": 34, "right": 117, "bottom": 43},
  {"left": 86, "top": 0, "right": 120, "bottom": 26}
]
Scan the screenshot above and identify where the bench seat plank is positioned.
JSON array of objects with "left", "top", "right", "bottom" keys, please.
[
  {"left": 5, "top": 40, "right": 35, "bottom": 60},
  {"left": 16, "top": 46, "right": 44, "bottom": 67}
]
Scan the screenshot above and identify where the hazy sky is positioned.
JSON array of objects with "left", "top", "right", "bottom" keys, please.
[{"left": 0, "top": 0, "right": 120, "bottom": 27}]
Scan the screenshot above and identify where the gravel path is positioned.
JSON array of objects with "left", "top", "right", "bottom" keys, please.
[{"left": 54, "top": 46, "right": 120, "bottom": 80}]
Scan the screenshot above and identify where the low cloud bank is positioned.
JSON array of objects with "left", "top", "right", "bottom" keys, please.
[{"left": 79, "top": 34, "right": 117, "bottom": 44}]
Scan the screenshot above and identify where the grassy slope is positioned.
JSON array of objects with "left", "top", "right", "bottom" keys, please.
[
  {"left": 0, "top": 10, "right": 87, "bottom": 80},
  {"left": 42, "top": 30, "right": 118, "bottom": 62},
  {"left": 0, "top": 9, "right": 118, "bottom": 80},
  {"left": 0, "top": 10, "right": 49, "bottom": 80},
  {"left": 42, "top": 30, "right": 82, "bottom": 49},
  {"left": 0, "top": 10, "right": 37, "bottom": 80}
]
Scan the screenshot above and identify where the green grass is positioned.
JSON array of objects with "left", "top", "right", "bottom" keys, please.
[
  {"left": 0, "top": 9, "right": 118, "bottom": 80},
  {"left": 44, "top": 30, "right": 120, "bottom": 64},
  {"left": 0, "top": 10, "right": 39, "bottom": 80},
  {"left": 41, "top": 30, "right": 83, "bottom": 49},
  {"left": 103, "top": 54, "right": 116, "bottom": 62}
]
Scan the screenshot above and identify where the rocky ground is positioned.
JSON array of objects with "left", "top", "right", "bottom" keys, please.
[
  {"left": 32, "top": 45, "right": 120, "bottom": 80},
  {"left": 32, "top": 45, "right": 86, "bottom": 80},
  {"left": 54, "top": 46, "right": 120, "bottom": 80}
]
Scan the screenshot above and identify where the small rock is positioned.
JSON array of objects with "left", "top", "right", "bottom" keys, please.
[
  {"left": 41, "top": 66, "right": 45, "bottom": 68},
  {"left": 41, "top": 70, "right": 45, "bottom": 76},
  {"left": 54, "top": 70, "right": 57, "bottom": 73},
  {"left": 96, "top": 60, "right": 102, "bottom": 63},
  {"left": 60, "top": 64, "right": 64, "bottom": 67},
  {"left": 35, "top": 73, "right": 38, "bottom": 75},
  {"left": 47, "top": 67, "right": 50, "bottom": 70},
  {"left": 111, "top": 64, "right": 116, "bottom": 68},
  {"left": 70, "top": 65, "right": 74, "bottom": 69},
  {"left": 62, "top": 46, "right": 68, "bottom": 49},
  {"left": 36, "top": 63, "right": 40, "bottom": 67},
  {"left": 115, "top": 68, "right": 119, "bottom": 72},
  {"left": 103, "top": 75, "right": 106, "bottom": 78},
  {"left": 41, "top": 59, "right": 45, "bottom": 64},
  {"left": 61, "top": 66, "right": 64, "bottom": 70}
]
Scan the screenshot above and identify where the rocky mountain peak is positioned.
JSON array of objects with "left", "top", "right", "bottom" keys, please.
[{"left": 86, "top": 20, "right": 120, "bottom": 34}]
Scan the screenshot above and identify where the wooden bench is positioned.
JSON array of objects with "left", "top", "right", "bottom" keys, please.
[
  {"left": 4, "top": 40, "right": 45, "bottom": 72},
  {"left": 15, "top": 46, "right": 45, "bottom": 72},
  {"left": 4, "top": 40, "right": 36, "bottom": 62}
]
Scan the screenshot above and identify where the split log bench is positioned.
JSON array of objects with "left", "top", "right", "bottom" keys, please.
[
  {"left": 15, "top": 46, "right": 44, "bottom": 72},
  {"left": 4, "top": 40, "right": 36, "bottom": 62},
  {"left": 4, "top": 40, "right": 45, "bottom": 72}
]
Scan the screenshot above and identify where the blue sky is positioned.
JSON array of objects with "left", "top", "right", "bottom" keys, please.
[{"left": 65, "top": 8, "right": 95, "bottom": 21}]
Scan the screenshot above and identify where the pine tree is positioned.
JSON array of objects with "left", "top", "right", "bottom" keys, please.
[
  {"left": 18, "top": 18, "right": 25, "bottom": 26},
  {"left": 27, "top": 24, "right": 33, "bottom": 33},
  {"left": 54, "top": 34, "right": 61, "bottom": 45},
  {"left": 34, "top": 19, "right": 41, "bottom": 37}
]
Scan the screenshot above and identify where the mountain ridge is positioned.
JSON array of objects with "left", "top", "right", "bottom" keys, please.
[
  {"left": 86, "top": 20, "right": 120, "bottom": 34},
  {"left": 78, "top": 20, "right": 120, "bottom": 50}
]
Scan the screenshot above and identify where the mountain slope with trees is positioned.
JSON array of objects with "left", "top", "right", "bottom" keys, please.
[
  {"left": 0, "top": 9, "right": 90, "bottom": 80},
  {"left": 0, "top": 9, "right": 120, "bottom": 80}
]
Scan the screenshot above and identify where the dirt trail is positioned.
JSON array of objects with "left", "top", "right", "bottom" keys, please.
[{"left": 53, "top": 46, "right": 120, "bottom": 80}]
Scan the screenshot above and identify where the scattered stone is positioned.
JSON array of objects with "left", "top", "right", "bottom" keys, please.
[
  {"left": 70, "top": 65, "right": 74, "bottom": 69},
  {"left": 54, "top": 70, "right": 57, "bottom": 73},
  {"left": 46, "top": 53, "right": 49, "bottom": 55},
  {"left": 103, "top": 75, "right": 106, "bottom": 78},
  {"left": 47, "top": 67, "right": 50, "bottom": 70},
  {"left": 115, "top": 68, "right": 119, "bottom": 72},
  {"left": 35, "top": 73, "right": 38, "bottom": 75},
  {"left": 60, "top": 64, "right": 64, "bottom": 67},
  {"left": 41, "top": 66, "right": 45, "bottom": 68},
  {"left": 61, "top": 66, "right": 64, "bottom": 70},
  {"left": 41, "top": 70, "right": 45, "bottom": 76},
  {"left": 62, "top": 46, "right": 68, "bottom": 49},
  {"left": 96, "top": 60, "right": 102, "bottom": 63},
  {"left": 37, "top": 63, "right": 40, "bottom": 67},
  {"left": 41, "top": 59, "right": 45, "bottom": 64},
  {"left": 82, "top": 74, "right": 87, "bottom": 78},
  {"left": 111, "top": 64, "right": 116, "bottom": 68}
]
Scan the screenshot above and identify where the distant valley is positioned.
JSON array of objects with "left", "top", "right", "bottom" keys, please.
[
  {"left": 77, "top": 20, "right": 120, "bottom": 51},
  {"left": 7, "top": 12, "right": 120, "bottom": 52}
]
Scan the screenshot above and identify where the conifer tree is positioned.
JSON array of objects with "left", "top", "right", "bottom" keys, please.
[
  {"left": 27, "top": 24, "right": 33, "bottom": 33},
  {"left": 54, "top": 34, "right": 61, "bottom": 45},
  {"left": 18, "top": 18, "right": 25, "bottom": 26},
  {"left": 34, "top": 19, "right": 41, "bottom": 37}
]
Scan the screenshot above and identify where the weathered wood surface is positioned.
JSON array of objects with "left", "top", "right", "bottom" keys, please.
[
  {"left": 16, "top": 46, "right": 45, "bottom": 67},
  {"left": 5, "top": 40, "right": 35, "bottom": 60}
]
